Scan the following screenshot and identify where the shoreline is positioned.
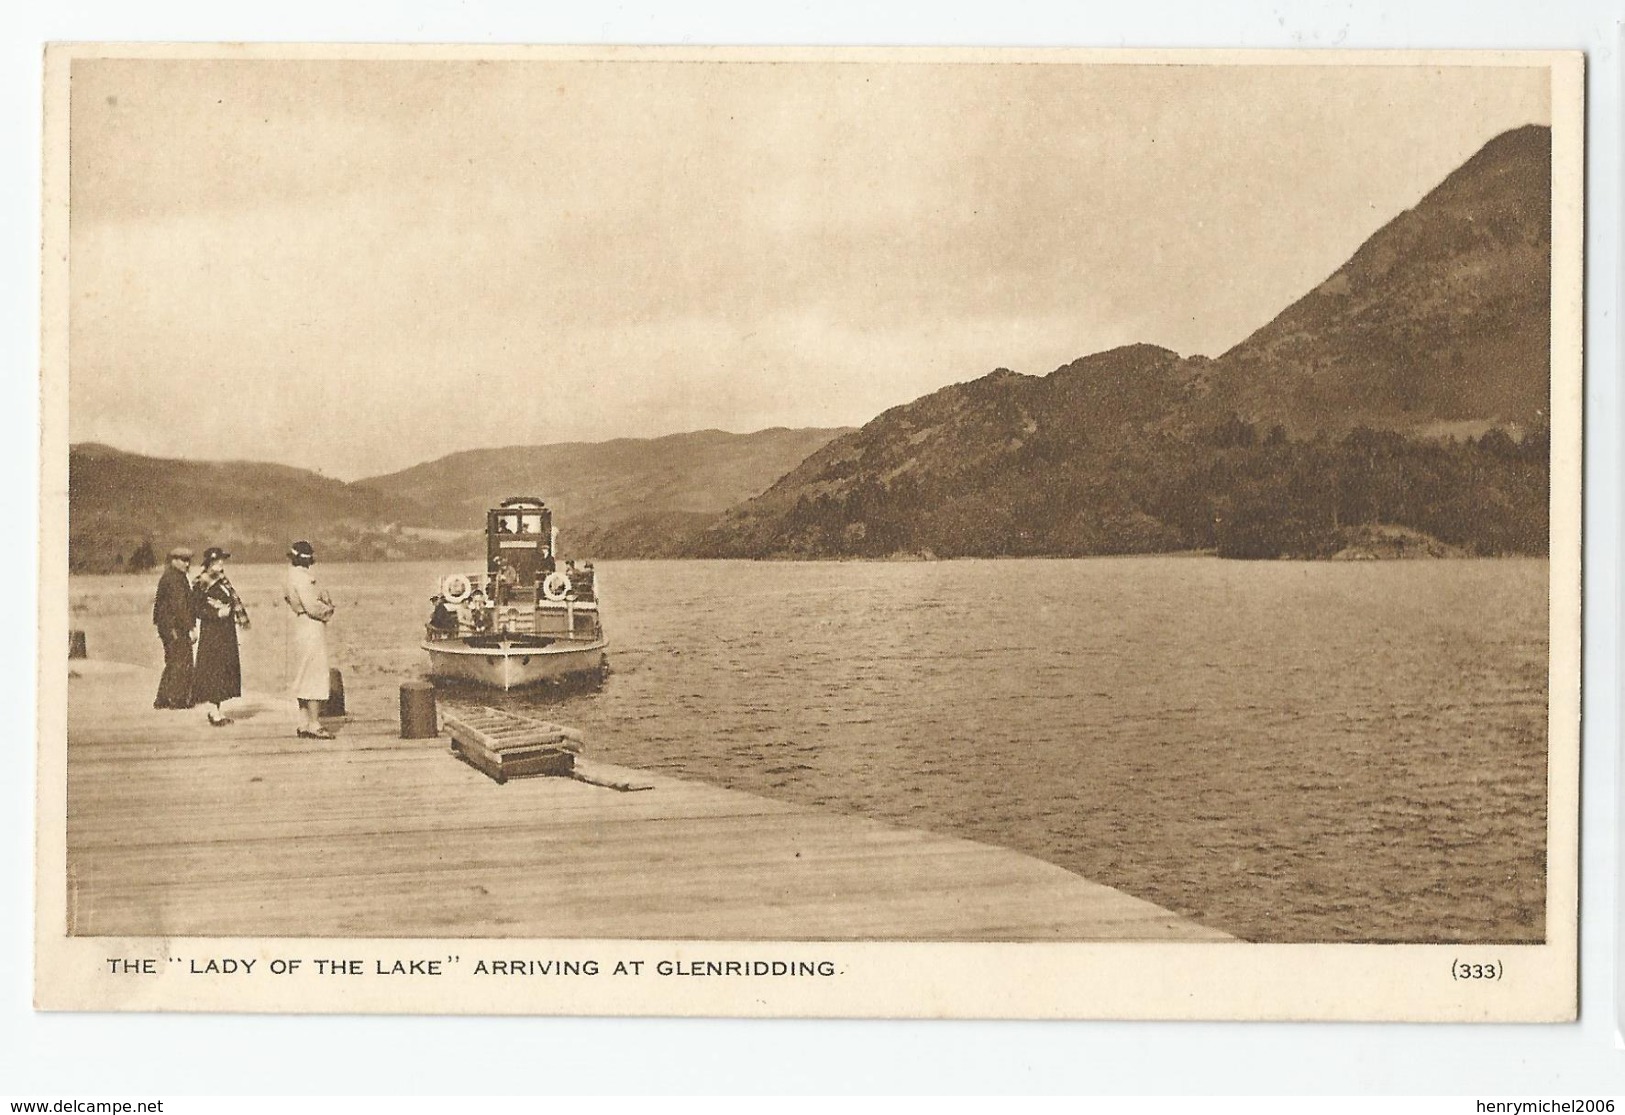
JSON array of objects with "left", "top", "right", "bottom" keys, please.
[{"left": 68, "top": 549, "right": 1552, "bottom": 577}]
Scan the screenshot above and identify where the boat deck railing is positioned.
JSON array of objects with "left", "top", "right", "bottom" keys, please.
[
  {"left": 425, "top": 622, "right": 605, "bottom": 643},
  {"left": 428, "top": 565, "right": 602, "bottom": 643},
  {"left": 427, "top": 602, "right": 602, "bottom": 644},
  {"left": 436, "top": 569, "right": 600, "bottom": 606}
]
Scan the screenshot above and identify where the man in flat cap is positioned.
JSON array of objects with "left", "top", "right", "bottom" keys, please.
[{"left": 152, "top": 546, "right": 197, "bottom": 709}]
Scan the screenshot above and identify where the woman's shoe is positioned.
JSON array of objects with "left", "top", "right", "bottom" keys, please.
[
  {"left": 297, "top": 727, "right": 335, "bottom": 740},
  {"left": 208, "top": 716, "right": 233, "bottom": 727}
]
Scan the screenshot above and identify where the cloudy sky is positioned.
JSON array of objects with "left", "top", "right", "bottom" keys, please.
[{"left": 67, "top": 56, "right": 1550, "bottom": 479}]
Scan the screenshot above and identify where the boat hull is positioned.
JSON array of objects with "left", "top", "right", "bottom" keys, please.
[{"left": 422, "top": 638, "right": 608, "bottom": 691}]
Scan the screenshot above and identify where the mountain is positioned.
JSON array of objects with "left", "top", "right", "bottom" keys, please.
[
  {"left": 700, "top": 346, "right": 1199, "bottom": 557},
  {"left": 1205, "top": 124, "right": 1550, "bottom": 436},
  {"left": 67, "top": 443, "right": 442, "bottom": 572},
  {"left": 355, "top": 427, "right": 851, "bottom": 557},
  {"left": 698, "top": 126, "right": 1551, "bottom": 560}
]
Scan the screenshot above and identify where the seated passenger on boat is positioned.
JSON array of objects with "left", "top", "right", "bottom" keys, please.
[
  {"left": 426, "top": 594, "right": 459, "bottom": 638},
  {"left": 466, "top": 590, "right": 493, "bottom": 633}
]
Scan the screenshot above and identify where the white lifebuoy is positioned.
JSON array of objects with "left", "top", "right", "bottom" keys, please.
[
  {"left": 441, "top": 574, "right": 473, "bottom": 603},
  {"left": 541, "top": 572, "right": 573, "bottom": 602}
]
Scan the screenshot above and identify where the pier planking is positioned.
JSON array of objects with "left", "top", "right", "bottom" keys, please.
[{"left": 64, "top": 660, "right": 1233, "bottom": 942}]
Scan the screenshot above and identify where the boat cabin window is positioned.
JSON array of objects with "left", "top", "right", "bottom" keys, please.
[{"left": 493, "top": 508, "right": 547, "bottom": 536}]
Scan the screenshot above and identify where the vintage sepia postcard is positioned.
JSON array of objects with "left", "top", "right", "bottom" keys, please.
[{"left": 37, "top": 44, "right": 1583, "bottom": 1020}]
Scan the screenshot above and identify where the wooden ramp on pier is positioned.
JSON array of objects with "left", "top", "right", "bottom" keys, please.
[{"left": 64, "top": 661, "right": 1232, "bottom": 942}]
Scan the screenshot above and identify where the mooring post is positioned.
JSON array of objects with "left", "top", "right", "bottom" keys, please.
[
  {"left": 399, "top": 681, "right": 438, "bottom": 739},
  {"left": 68, "top": 630, "right": 87, "bottom": 660},
  {"left": 325, "top": 668, "right": 346, "bottom": 716}
]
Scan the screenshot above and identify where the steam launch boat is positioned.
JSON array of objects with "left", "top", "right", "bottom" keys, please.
[{"left": 422, "top": 497, "right": 608, "bottom": 690}]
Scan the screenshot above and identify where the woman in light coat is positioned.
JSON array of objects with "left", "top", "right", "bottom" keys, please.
[{"left": 283, "top": 539, "right": 336, "bottom": 739}]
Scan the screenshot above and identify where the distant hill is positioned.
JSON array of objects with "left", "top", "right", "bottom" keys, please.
[
  {"left": 68, "top": 427, "right": 852, "bottom": 572},
  {"left": 67, "top": 443, "right": 442, "bottom": 572},
  {"left": 355, "top": 427, "right": 851, "bottom": 557},
  {"left": 699, "top": 126, "right": 1552, "bottom": 560}
]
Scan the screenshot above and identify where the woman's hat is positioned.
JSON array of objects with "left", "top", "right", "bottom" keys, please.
[
  {"left": 288, "top": 540, "right": 316, "bottom": 560},
  {"left": 167, "top": 546, "right": 194, "bottom": 561},
  {"left": 202, "top": 546, "right": 231, "bottom": 564}
]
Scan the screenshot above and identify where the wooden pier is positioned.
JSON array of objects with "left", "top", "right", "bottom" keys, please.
[{"left": 64, "top": 660, "right": 1231, "bottom": 942}]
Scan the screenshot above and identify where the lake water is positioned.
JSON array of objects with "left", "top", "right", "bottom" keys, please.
[{"left": 68, "top": 556, "right": 1549, "bottom": 943}]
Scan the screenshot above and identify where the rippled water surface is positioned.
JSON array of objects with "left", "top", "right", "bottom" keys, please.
[{"left": 70, "top": 556, "right": 1548, "bottom": 942}]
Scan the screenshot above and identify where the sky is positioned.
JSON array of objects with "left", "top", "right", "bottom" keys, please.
[{"left": 66, "top": 56, "right": 1551, "bottom": 480}]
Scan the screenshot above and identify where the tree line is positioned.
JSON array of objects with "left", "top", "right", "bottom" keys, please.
[{"left": 711, "top": 419, "right": 1550, "bottom": 560}]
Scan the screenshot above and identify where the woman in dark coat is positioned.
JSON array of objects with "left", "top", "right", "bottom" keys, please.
[{"left": 191, "top": 546, "right": 249, "bottom": 726}]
